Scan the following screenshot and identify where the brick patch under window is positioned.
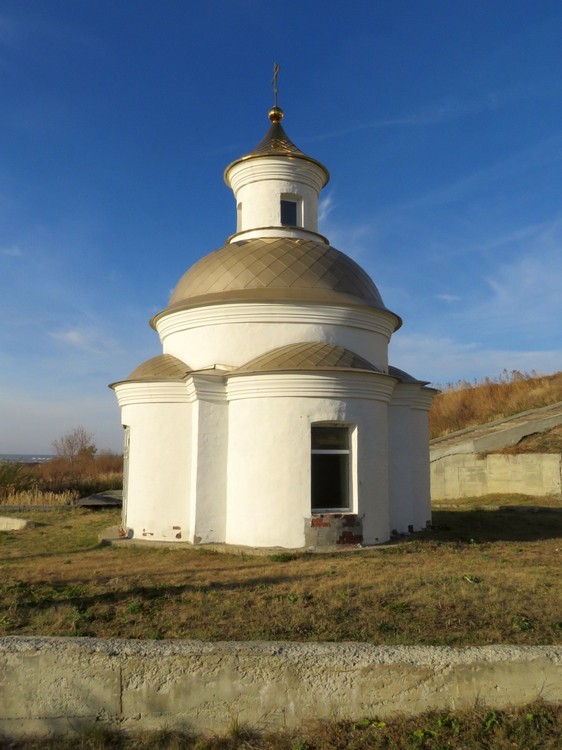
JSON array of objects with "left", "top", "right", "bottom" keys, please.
[{"left": 305, "top": 514, "right": 363, "bottom": 547}]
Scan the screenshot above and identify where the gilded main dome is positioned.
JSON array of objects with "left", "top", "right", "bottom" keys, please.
[{"left": 153, "top": 237, "right": 399, "bottom": 325}]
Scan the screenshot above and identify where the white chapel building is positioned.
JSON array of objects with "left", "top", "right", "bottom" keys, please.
[{"left": 111, "top": 103, "right": 436, "bottom": 549}]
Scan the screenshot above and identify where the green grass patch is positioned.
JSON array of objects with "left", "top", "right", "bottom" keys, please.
[{"left": 0, "top": 497, "right": 561, "bottom": 645}]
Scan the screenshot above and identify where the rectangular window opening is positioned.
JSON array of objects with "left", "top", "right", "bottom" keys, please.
[
  {"left": 280, "top": 199, "right": 298, "bottom": 226},
  {"left": 311, "top": 425, "right": 351, "bottom": 512}
]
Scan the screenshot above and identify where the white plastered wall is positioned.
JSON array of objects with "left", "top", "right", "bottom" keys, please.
[
  {"left": 410, "top": 392, "right": 436, "bottom": 530},
  {"left": 225, "top": 372, "right": 396, "bottom": 548},
  {"left": 355, "top": 397, "right": 392, "bottom": 545},
  {"left": 157, "top": 304, "right": 395, "bottom": 372},
  {"left": 388, "top": 385, "right": 417, "bottom": 534},
  {"left": 186, "top": 375, "right": 228, "bottom": 544},
  {"left": 225, "top": 157, "right": 327, "bottom": 235},
  {"left": 116, "top": 390, "right": 192, "bottom": 542},
  {"left": 388, "top": 387, "right": 436, "bottom": 533}
]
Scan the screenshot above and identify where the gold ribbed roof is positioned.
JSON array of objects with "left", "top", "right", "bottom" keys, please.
[
  {"left": 126, "top": 354, "right": 191, "bottom": 381},
  {"left": 247, "top": 118, "right": 306, "bottom": 158},
  {"left": 235, "top": 342, "right": 381, "bottom": 375},
  {"left": 224, "top": 107, "right": 329, "bottom": 185},
  {"left": 154, "top": 237, "right": 397, "bottom": 323}
]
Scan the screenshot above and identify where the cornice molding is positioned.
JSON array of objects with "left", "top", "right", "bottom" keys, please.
[
  {"left": 390, "top": 383, "right": 426, "bottom": 408},
  {"left": 155, "top": 302, "right": 398, "bottom": 341},
  {"left": 113, "top": 382, "right": 190, "bottom": 407},
  {"left": 226, "top": 372, "right": 397, "bottom": 402},
  {"left": 186, "top": 374, "right": 228, "bottom": 404},
  {"left": 227, "top": 227, "right": 326, "bottom": 243},
  {"left": 410, "top": 389, "right": 439, "bottom": 412},
  {"left": 390, "top": 384, "right": 437, "bottom": 411},
  {"left": 226, "top": 156, "right": 327, "bottom": 194}
]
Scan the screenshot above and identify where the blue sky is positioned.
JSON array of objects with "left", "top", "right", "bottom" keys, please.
[{"left": 1, "top": 0, "right": 561, "bottom": 453}]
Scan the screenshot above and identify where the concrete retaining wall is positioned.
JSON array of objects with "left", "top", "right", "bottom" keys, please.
[
  {"left": 1, "top": 637, "right": 561, "bottom": 737},
  {"left": 431, "top": 453, "right": 561, "bottom": 500}
]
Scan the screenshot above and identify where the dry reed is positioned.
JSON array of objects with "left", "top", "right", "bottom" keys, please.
[{"left": 0, "top": 488, "right": 79, "bottom": 506}]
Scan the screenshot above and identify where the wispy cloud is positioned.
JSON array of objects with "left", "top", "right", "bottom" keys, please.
[
  {"left": 305, "top": 86, "right": 548, "bottom": 144},
  {"left": 319, "top": 201, "right": 376, "bottom": 262},
  {"left": 436, "top": 293, "right": 461, "bottom": 303},
  {"left": 469, "top": 221, "right": 562, "bottom": 336},
  {"left": 49, "top": 329, "right": 89, "bottom": 348},
  {"left": 384, "top": 132, "right": 562, "bottom": 219},
  {"left": 426, "top": 219, "right": 551, "bottom": 263},
  {"left": 318, "top": 193, "right": 335, "bottom": 224},
  {"left": 389, "top": 333, "right": 562, "bottom": 386},
  {"left": 48, "top": 324, "right": 120, "bottom": 356},
  {"left": 324, "top": 221, "right": 373, "bottom": 262},
  {"left": 0, "top": 244, "right": 22, "bottom": 256}
]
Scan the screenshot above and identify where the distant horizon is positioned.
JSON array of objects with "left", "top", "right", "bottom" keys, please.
[{"left": 0, "top": 453, "right": 56, "bottom": 462}]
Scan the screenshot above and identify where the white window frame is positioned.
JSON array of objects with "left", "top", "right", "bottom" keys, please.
[{"left": 310, "top": 423, "right": 354, "bottom": 513}]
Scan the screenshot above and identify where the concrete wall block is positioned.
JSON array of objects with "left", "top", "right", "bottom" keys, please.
[
  {"left": 0, "top": 647, "right": 121, "bottom": 722},
  {"left": 1, "top": 638, "right": 561, "bottom": 738},
  {"left": 431, "top": 452, "right": 562, "bottom": 499}
]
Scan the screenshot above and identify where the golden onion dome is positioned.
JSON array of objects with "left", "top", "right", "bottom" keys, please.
[{"left": 152, "top": 237, "right": 400, "bottom": 328}]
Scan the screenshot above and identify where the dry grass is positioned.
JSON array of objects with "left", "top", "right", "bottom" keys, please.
[
  {"left": 2, "top": 703, "right": 562, "bottom": 748},
  {"left": 1, "top": 499, "right": 561, "bottom": 646},
  {"left": 430, "top": 370, "right": 562, "bottom": 438},
  {"left": 493, "top": 423, "right": 562, "bottom": 455},
  {"left": 0, "top": 489, "right": 79, "bottom": 506}
]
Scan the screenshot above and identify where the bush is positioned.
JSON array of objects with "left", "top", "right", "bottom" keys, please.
[
  {"left": 0, "top": 460, "right": 31, "bottom": 498},
  {"left": 31, "top": 453, "right": 123, "bottom": 496}
]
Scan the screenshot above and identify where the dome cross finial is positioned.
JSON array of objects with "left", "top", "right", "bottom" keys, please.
[
  {"left": 272, "top": 62, "right": 280, "bottom": 107},
  {"left": 269, "top": 63, "right": 283, "bottom": 122}
]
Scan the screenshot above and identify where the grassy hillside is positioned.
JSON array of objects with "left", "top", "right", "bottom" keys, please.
[{"left": 429, "top": 370, "right": 562, "bottom": 439}]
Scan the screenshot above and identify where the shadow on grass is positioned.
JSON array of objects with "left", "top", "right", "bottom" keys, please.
[
  {"left": 3, "top": 571, "right": 324, "bottom": 615},
  {"left": 0, "top": 540, "right": 112, "bottom": 564},
  {"left": 419, "top": 507, "right": 562, "bottom": 543}
]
